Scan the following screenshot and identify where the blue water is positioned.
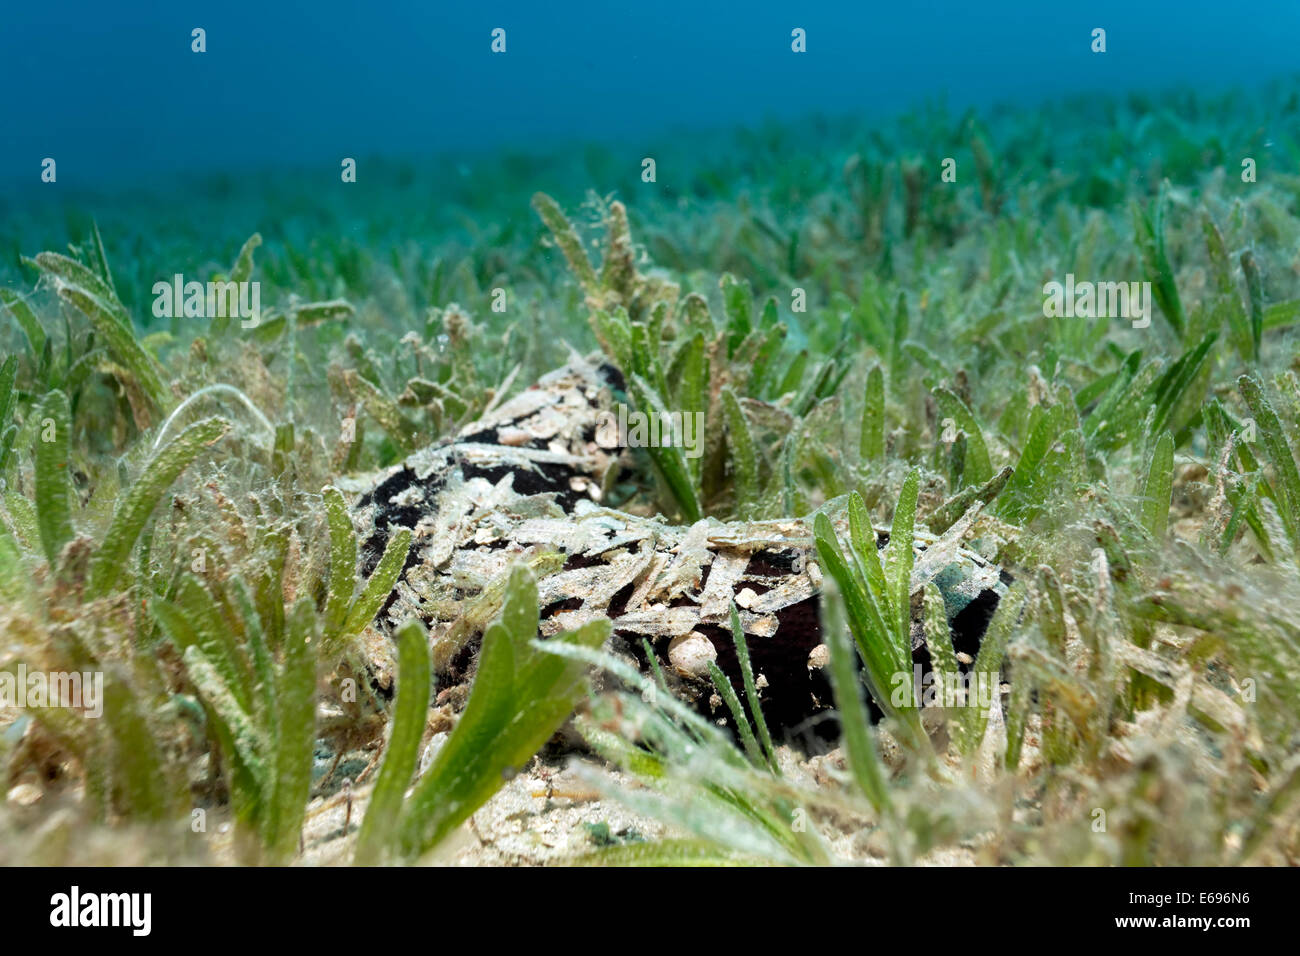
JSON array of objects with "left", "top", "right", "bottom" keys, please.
[{"left": 2, "top": 0, "right": 1298, "bottom": 195}]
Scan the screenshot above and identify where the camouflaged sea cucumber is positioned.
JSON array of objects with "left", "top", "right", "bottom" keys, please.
[{"left": 345, "top": 350, "right": 1008, "bottom": 735}]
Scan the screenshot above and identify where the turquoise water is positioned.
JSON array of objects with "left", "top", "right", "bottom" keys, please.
[
  {"left": 2, "top": 3, "right": 1297, "bottom": 333},
  {"left": 2, "top": 1, "right": 1297, "bottom": 191}
]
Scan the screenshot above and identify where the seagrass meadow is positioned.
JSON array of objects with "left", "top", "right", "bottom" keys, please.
[{"left": 2, "top": 78, "right": 1300, "bottom": 867}]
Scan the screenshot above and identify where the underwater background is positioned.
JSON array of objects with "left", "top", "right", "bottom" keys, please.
[
  {"left": 3, "top": 2, "right": 1300, "bottom": 867},
  {"left": 3, "top": 0, "right": 1299, "bottom": 331},
  {"left": 4, "top": 1, "right": 1300, "bottom": 184}
]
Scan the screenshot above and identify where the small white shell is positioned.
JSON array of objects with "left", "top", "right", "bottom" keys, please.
[
  {"left": 668, "top": 631, "right": 717, "bottom": 679},
  {"left": 497, "top": 427, "right": 531, "bottom": 447}
]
